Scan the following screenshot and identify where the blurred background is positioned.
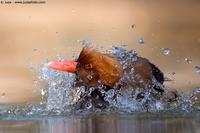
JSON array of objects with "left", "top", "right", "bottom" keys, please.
[{"left": 0, "top": 0, "right": 199, "bottom": 103}]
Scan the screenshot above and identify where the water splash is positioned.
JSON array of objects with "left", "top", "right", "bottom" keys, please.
[
  {"left": 36, "top": 46, "right": 200, "bottom": 113},
  {"left": 0, "top": 45, "right": 200, "bottom": 119}
]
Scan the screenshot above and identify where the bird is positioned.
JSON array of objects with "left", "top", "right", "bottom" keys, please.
[
  {"left": 48, "top": 46, "right": 177, "bottom": 109},
  {"left": 48, "top": 47, "right": 164, "bottom": 89}
]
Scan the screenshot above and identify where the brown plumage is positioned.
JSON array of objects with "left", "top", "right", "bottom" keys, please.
[
  {"left": 76, "top": 47, "right": 123, "bottom": 87},
  {"left": 75, "top": 47, "right": 164, "bottom": 89}
]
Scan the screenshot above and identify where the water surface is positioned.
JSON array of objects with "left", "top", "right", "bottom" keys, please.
[{"left": 0, "top": 114, "right": 200, "bottom": 133}]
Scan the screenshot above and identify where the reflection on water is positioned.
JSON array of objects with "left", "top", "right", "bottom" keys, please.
[{"left": 0, "top": 114, "right": 200, "bottom": 133}]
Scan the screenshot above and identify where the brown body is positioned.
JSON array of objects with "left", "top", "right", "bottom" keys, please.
[
  {"left": 76, "top": 47, "right": 123, "bottom": 87},
  {"left": 76, "top": 47, "right": 164, "bottom": 89}
]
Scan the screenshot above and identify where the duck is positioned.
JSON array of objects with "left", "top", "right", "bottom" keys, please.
[
  {"left": 48, "top": 47, "right": 164, "bottom": 88},
  {"left": 48, "top": 46, "right": 177, "bottom": 109}
]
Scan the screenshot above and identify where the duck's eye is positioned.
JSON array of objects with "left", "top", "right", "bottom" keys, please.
[{"left": 85, "top": 64, "right": 93, "bottom": 69}]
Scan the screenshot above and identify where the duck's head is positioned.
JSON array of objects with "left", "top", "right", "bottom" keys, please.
[{"left": 48, "top": 47, "right": 123, "bottom": 87}]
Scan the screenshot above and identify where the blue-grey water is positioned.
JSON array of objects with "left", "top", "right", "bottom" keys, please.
[{"left": 0, "top": 113, "right": 200, "bottom": 133}]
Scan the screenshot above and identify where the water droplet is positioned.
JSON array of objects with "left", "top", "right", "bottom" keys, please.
[
  {"left": 80, "top": 40, "right": 92, "bottom": 47},
  {"left": 41, "top": 89, "right": 46, "bottom": 96},
  {"left": 87, "top": 87, "right": 95, "bottom": 97},
  {"left": 86, "top": 102, "right": 92, "bottom": 109},
  {"left": 194, "top": 66, "right": 200, "bottom": 74},
  {"left": 56, "top": 54, "right": 62, "bottom": 60},
  {"left": 97, "top": 80, "right": 102, "bottom": 84},
  {"left": 98, "top": 84, "right": 104, "bottom": 90},
  {"left": 71, "top": 8, "right": 76, "bottom": 13},
  {"left": 1, "top": 92, "right": 5, "bottom": 98},
  {"left": 131, "top": 24, "right": 135, "bottom": 29},
  {"left": 185, "top": 58, "right": 192, "bottom": 64},
  {"left": 7, "top": 110, "right": 11, "bottom": 114},
  {"left": 162, "top": 48, "right": 170, "bottom": 55},
  {"left": 155, "top": 101, "right": 164, "bottom": 110},
  {"left": 194, "top": 97, "right": 198, "bottom": 101},
  {"left": 51, "top": 82, "right": 57, "bottom": 86},
  {"left": 138, "top": 37, "right": 144, "bottom": 45},
  {"left": 33, "top": 80, "right": 38, "bottom": 84},
  {"left": 130, "top": 68, "right": 135, "bottom": 74},
  {"left": 171, "top": 72, "right": 176, "bottom": 75},
  {"left": 87, "top": 74, "right": 93, "bottom": 80},
  {"left": 33, "top": 49, "right": 38, "bottom": 51}
]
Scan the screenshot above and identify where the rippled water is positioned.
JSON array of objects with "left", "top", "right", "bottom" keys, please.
[
  {"left": 1, "top": 113, "right": 200, "bottom": 133},
  {"left": 0, "top": 45, "right": 199, "bottom": 120}
]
